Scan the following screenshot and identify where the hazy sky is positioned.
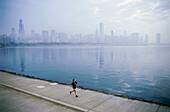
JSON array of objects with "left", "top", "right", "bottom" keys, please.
[{"left": 0, "top": 0, "right": 170, "bottom": 42}]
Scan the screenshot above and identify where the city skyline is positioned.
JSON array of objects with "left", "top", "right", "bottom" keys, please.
[
  {"left": 0, "top": 20, "right": 167, "bottom": 44},
  {"left": 0, "top": 0, "right": 170, "bottom": 43},
  {"left": 0, "top": 19, "right": 163, "bottom": 45}
]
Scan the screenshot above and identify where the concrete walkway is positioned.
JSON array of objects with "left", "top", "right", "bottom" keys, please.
[
  {"left": 0, "top": 85, "right": 79, "bottom": 112},
  {"left": 0, "top": 71, "right": 169, "bottom": 112}
]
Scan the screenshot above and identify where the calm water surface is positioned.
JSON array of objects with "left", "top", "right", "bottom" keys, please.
[{"left": 0, "top": 45, "right": 170, "bottom": 104}]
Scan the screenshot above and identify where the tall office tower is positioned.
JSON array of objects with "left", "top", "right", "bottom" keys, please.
[
  {"left": 50, "top": 30, "right": 55, "bottom": 37},
  {"left": 12, "top": 28, "right": 15, "bottom": 34},
  {"left": 111, "top": 30, "right": 114, "bottom": 37},
  {"left": 50, "top": 30, "right": 56, "bottom": 42},
  {"left": 113, "top": 29, "right": 116, "bottom": 36},
  {"left": 0, "top": 35, "right": 3, "bottom": 44},
  {"left": 99, "top": 23, "right": 104, "bottom": 38},
  {"left": 156, "top": 33, "right": 161, "bottom": 44},
  {"left": 2, "top": 34, "right": 10, "bottom": 45},
  {"left": 18, "top": 19, "right": 25, "bottom": 38},
  {"left": 2, "top": 34, "right": 7, "bottom": 44},
  {"left": 95, "top": 29, "right": 98, "bottom": 38},
  {"left": 131, "top": 32, "right": 139, "bottom": 44},
  {"left": 58, "top": 33, "right": 68, "bottom": 42},
  {"left": 31, "top": 30, "right": 35, "bottom": 38},
  {"left": 124, "top": 31, "right": 127, "bottom": 37},
  {"left": 42, "top": 30, "right": 49, "bottom": 42},
  {"left": 10, "top": 28, "right": 16, "bottom": 43},
  {"left": 144, "top": 34, "right": 149, "bottom": 44}
]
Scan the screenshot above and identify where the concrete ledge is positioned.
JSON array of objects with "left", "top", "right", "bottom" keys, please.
[
  {"left": 0, "top": 82, "right": 89, "bottom": 112},
  {"left": 1, "top": 70, "right": 169, "bottom": 107},
  {"left": 1, "top": 71, "right": 170, "bottom": 112}
]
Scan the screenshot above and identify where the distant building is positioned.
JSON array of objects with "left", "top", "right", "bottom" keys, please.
[
  {"left": 0, "top": 35, "right": 3, "bottom": 44},
  {"left": 95, "top": 29, "right": 98, "bottom": 38},
  {"left": 131, "top": 32, "right": 139, "bottom": 44},
  {"left": 10, "top": 28, "right": 16, "bottom": 43},
  {"left": 99, "top": 23, "right": 104, "bottom": 38},
  {"left": 111, "top": 30, "right": 114, "bottom": 37},
  {"left": 50, "top": 30, "right": 56, "bottom": 42},
  {"left": 70, "top": 33, "right": 83, "bottom": 43},
  {"left": 3, "top": 34, "right": 7, "bottom": 44},
  {"left": 42, "top": 30, "right": 49, "bottom": 42},
  {"left": 58, "top": 32, "right": 68, "bottom": 42},
  {"left": 139, "top": 36, "right": 144, "bottom": 44},
  {"left": 113, "top": 29, "right": 116, "bottom": 37},
  {"left": 124, "top": 31, "right": 127, "bottom": 37},
  {"left": 50, "top": 30, "right": 55, "bottom": 37},
  {"left": 84, "top": 34, "right": 95, "bottom": 43},
  {"left": 34, "top": 33, "right": 40, "bottom": 39},
  {"left": 144, "top": 34, "right": 149, "bottom": 44},
  {"left": 31, "top": 30, "right": 35, "bottom": 38},
  {"left": 18, "top": 19, "right": 25, "bottom": 38},
  {"left": 12, "top": 28, "right": 16, "bottom": 35},
  {"left": 1, "top": 34, "right": 11, "bottom": 45},
  {"left": 156, "top": 33, "right": 161, "bottom": 44}
]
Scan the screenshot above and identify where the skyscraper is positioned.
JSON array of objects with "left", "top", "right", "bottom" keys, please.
[
  {"left": 111, "top": 30, "right": 114, "bottom": 37},
  {"left": 156, "top": 33, "right": 161, "bottom": 44},
  {"left": 19, "top": 19, "right": 25, "bottom": 38},
  {"left": 50, "top": 30, "right": 55, "bottom": 37},
  {"left": 99, "top": 23, "right": 104, "bottom": 38},
  {"left": 144, "top": 34, "right": 149, "bottom": 44},
  {"left": 124, "top": 31, "right": 127, "bottom": 37},
  {"left": 113, "top": 29, "right": 116, "bottom": 37},
  {"left": 10, "top": 28, "right": 16, "bottom": 43},
  {"left": 12, "top": 28, "right": 15, "bottom": 34},
  {"left": 50, "top": 30, "right": 56, "bottom": 42},
  {"left": 42, "top": 30, "right": 49, "bottom": 42},
  {"left": 131, "top": 32, "right": 139, "bottom": 44},
  {"left": 31, "top": 30, "right": 35, "bottom": 38},
  {"left": 2, "top": 34, "right": 10, "bottom": 45},
  {"left": 95, "top": 29, "right": 98, "bottom": 38}
]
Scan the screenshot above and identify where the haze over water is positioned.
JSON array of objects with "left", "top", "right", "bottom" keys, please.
[{"left": 0, "top": 45, "right": 170, "bottom": 104}]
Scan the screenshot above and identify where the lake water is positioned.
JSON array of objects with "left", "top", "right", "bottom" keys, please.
[{"left": 0, "top": 45, "right": 170, "bottom": 104}]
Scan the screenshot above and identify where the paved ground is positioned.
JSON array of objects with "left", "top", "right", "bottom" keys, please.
[
  {"left": 0, "top": 85, "right": 79, "bottom": 112},
  {"left": 0, "top": 71, "right": 170, "bottom": 112}
]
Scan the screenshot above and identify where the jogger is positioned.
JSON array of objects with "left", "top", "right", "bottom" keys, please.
[{"left": 70, "top": 79, "right": 78, "bottom": 97}]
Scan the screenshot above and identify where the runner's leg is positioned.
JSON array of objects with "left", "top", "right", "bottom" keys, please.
[{"left": 75, "top": 90, "right": 77, "bottom": 96}]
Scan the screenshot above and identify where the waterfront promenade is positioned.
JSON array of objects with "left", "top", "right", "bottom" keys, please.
[{"left": 0, "top": 71, "right": 169, "bottom": 112}]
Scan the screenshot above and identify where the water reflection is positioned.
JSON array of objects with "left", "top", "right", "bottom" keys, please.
[
  {"left": 2, "top": 48, "right": 8, "bottom": 56},
  {"left": 110, "top": 48, "right": 116, "bottom": 63},
  {"left": 43, "top": 48, "right": 50, "bottom": 64},
  {"left": 95, "top": 48, "right": 98, "bottom": 62},
  {"left": 19, "top": 48, "right": 25, "bottom": 72},
  {"left": 99, "top": 47, "right": 104, "bottom": 68},
  {"left": 0, "top": 46, "right": 170, "bottom": 104},
  {"left": 12, "top": 48, "right": 17, "bottom": 68},
  {"left": 51, "top": 48, "right": 56, "bottom": 63},
  {"left": 59, "top": 47, "right": 67, "bottom": 58}
]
